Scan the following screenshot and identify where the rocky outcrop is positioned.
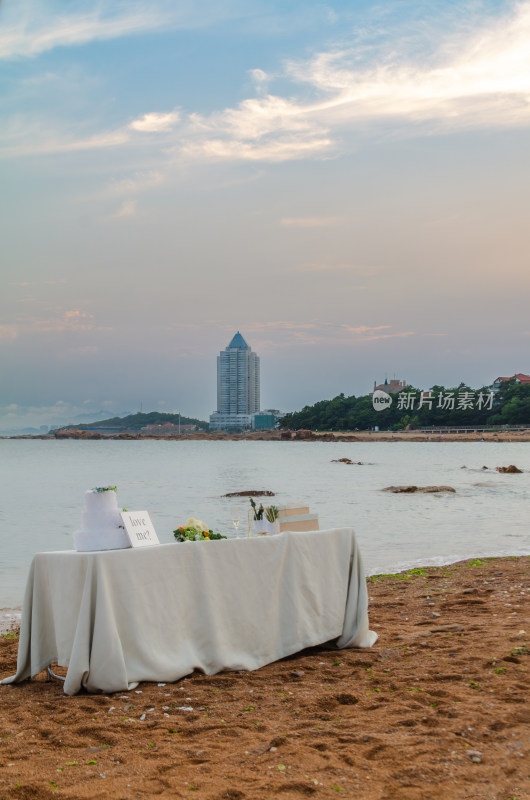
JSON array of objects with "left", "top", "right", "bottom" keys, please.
[
  {"left": 54, "top": 429, "right": 105, "bottom": 439},
  {"left": 331, "top": 458, "right": 364, "bottom": 465},
  {"left": 382, "top": 485, "right": 456, "bottom": 493},
  {"left": 496, "top": 465, "right": 523, "bottom": 473},
  {"left": 293, "top": 429, "right": 317, "bottom": 440}
]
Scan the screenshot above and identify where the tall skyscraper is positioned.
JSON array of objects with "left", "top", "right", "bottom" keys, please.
[{"left": 209, "top": 332, "right": 260, "bottom": 430}]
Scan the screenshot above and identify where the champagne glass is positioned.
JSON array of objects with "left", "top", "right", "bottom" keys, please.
[{"left": 230, "top": 504, "right": 241, "bottom": 538}]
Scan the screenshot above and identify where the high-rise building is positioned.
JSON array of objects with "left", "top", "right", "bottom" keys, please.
[{"left": 209, "top": 332, "right": 260, "bottom": 430}]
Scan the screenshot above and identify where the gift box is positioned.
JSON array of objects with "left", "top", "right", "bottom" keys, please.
[{"left": 276, "top": 504, "right": 319, "bottom": 532}]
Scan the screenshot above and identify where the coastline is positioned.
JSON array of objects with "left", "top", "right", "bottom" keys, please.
[
  {"left": 0, "top": 608, "right": 21, "bottom": 634},
  {"left": 4, "top": 429, "right": 530, "bottom": 442},
  {"left": 1, "top": 556, "right": 528, "bottom": 799}
]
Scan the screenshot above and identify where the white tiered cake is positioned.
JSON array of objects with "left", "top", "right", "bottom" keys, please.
[{"left": 73, "top": 487, "right": 131, "bottom": 552}]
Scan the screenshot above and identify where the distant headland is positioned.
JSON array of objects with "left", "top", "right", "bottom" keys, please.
[{"left": 2, "top": 378, "right": 529, "bottom": 440}]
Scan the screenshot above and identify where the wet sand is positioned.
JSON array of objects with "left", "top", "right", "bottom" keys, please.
[
  {"left": 0, "top": 557, "right": 528, "bottom": 799},
  {"left": 0, "top": 608, "right": 21, "bottom": 634}
]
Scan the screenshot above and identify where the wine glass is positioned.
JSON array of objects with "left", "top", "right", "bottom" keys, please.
[{"left": 230, "top": 504, "right": 241, "bottom": 538}]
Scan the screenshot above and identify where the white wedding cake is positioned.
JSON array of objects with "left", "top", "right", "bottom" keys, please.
[{"left": 73, "top": 486, "right": 131, "bottom": 552}]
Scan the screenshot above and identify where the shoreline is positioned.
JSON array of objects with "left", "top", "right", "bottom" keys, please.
[
  {"left": 3, "top": 429, "right": 530, "bottom": 442},
  {"left": 1, "top": 555, "right": 528, "bottom": 799},
  {"left": 0, "top": 608, "right": 21, "bottom": 634}
]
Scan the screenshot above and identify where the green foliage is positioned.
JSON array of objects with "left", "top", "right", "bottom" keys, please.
[
  {"left": 57, "top": 411, "right": 209, "bottom": 432},
  {"left": 265, "top": 505, "right": 279, "bottom": 522},
  {"left": 173, "top": 526, "right": 227, "bottom": 541},
  {"left": 249, "top": 498, "right": 264, "bottom": 520},
  {"left": 280, "top": 381, "right": 530, "bottom": 431}
]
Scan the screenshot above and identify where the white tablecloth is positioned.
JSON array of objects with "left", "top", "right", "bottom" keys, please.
[{"left": 1, "top": 528, "right": 377, "bottom": 695}]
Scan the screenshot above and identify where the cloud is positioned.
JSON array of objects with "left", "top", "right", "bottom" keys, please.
[
  {"left": 109, "top": 170, "right": 164, "bottom": 195},
  {"left": 0, "top": 1, "right": 246, "bottom": 60},
  {"left": 178, "top": 133, "right": 332, "bottom": 163},
  {"left": 174, "top": 1, "right": 530, "bottom": 162},
  {"left": 241, "top": 320, "right": 414, "bottom": 347},
  {"left": 111, "top": 200, "right": 137, "bottom": 219},
  {"left": 0, "top": 126, "right": 130, "bottom": 158},
  {"left": 250, "top": 68, "right": 269, "bottom": 85},
  {"left": 0, "top": 325, "right": 18, "bottom": 341},
  {"left": 130, "top": 111, "right": 180, "bottom": 132},
  {"left": 284, "top": 2, "right": 530, "bottom": 130},
  {"left": 5, "top": 309, "right": 109, "bottom": 336},
  {"left": 342, "top": 325, "right": 390, "bottom": 335},
  {"left": 34, "top": 309, "right": 97, "bottom": 332},
  {"left": 5, "top": 2, "right": 530, "bottom": 166},
  {"left": 64, "top": 310, "right": 93, "bottom": 320},
  {"left": 147, "top": 3, "right": 530, "bottom": 167},
  {"left": 360, "top": 330, "right": 414, "bottom": 342},
  {"left": 0, "top": 6, "right": 169, "bottom": 59}
]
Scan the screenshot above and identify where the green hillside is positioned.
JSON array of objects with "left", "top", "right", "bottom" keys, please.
[
  {"left": 280, "top": 380, "right": 530, "bottom": 431},
  {"left": 56, "top": 412, "right": 209, "bottom": 432}
]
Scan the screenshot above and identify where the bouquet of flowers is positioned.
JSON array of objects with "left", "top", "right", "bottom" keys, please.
[{"left": 173, "top": 517, "right": 227, "bottom": 542}]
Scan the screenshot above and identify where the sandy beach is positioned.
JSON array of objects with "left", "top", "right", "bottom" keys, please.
[{"left": 1, "top": 556, "right": 528, "bottom": 799}]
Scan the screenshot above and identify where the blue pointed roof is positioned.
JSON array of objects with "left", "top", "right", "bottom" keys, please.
[{"left": 227, "top": 331, "right": 249, "bottom": 349}]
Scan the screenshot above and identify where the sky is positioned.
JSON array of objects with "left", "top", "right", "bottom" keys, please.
[{"left": 1, "top": 0, "right": 530, "bottom": 430}]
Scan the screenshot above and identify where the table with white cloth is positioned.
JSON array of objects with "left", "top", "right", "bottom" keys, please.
[{"left": 1, "top": 528, "right": 377, "bottom": 695}]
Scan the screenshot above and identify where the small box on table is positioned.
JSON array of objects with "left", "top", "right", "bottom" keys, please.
[{"left": 276, "top": 504, "right": 319, "bottom": 532}]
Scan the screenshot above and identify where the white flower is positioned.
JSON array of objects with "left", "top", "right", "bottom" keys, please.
[{"left": 185, "top": 517, "right": 208, "bottom": 532}]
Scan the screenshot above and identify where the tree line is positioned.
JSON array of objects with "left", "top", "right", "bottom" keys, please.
[
  {"left": 62, "top": 412, "right": 209, "bottom": 432},
  {"left": 279, "top": 380, "right": 530, "bottom": 431}
]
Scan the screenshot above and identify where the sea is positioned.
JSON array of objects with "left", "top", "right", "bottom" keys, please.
[{"left": 0, "top": 439, "right": 529, "bottom": 618}]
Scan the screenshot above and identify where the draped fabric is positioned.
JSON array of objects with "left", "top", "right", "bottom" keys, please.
[{"left": 1, "top": 528, "right": 377, "bottom": 695}]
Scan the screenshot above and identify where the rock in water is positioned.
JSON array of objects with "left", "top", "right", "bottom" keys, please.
[
  {"left": 382, "top": 485, "right": 419, "bottom": 493},
  {"left": 382, "top": 485, "right": 456, "bottom": 493},
  {"left": 222, "top": 490, "right": 275, "bottom": 497},
  {"left": 496, "top": 465, "right": 523, "bottom": 473},
  {"left": 418, "top": 485, "right": 456, "bottom": 493}
]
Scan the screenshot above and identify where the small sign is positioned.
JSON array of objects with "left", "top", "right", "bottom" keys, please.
[{"left": 121, "top": 511, "right": 160, "bottom": 548}]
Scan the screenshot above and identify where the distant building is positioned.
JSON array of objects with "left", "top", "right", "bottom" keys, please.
[
  {"left": 253, "top": 414, "right": 277, "bottom": 431},
  {"left": 492, "top": 373, "right": 530, "bottom": 391},
  {"left": 209, "top": 332, "right": 260, "bottom": 430},
  {"left": 372, "top": 378, "right": 407, "bottom": 394}
]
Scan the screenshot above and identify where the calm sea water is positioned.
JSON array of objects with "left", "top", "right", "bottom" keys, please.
[{"left": 0, "top": 439, "right": 529, "bottom": 609}]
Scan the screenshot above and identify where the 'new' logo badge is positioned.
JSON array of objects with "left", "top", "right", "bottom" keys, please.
[{"left": 372, "top": 390, "right": 392, "bottom": 411}]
